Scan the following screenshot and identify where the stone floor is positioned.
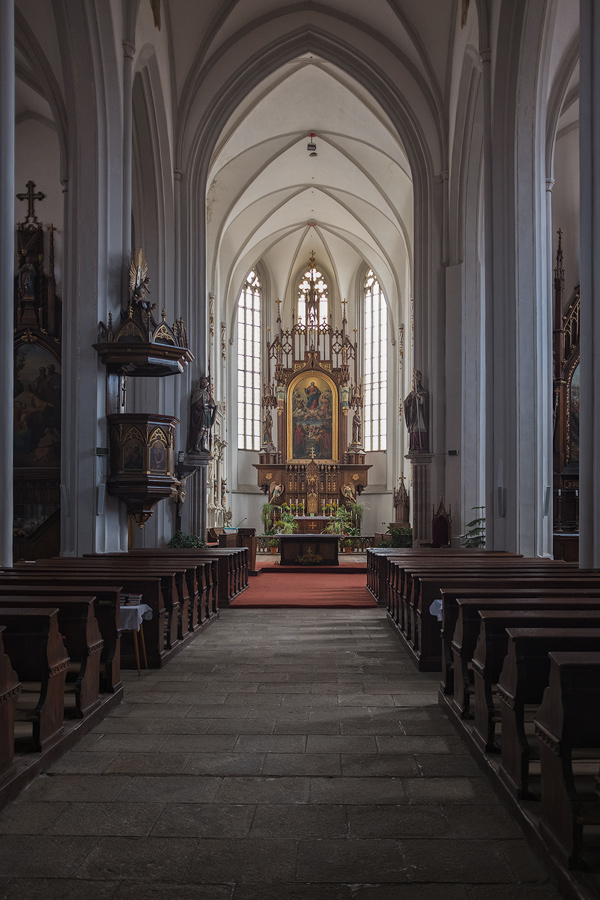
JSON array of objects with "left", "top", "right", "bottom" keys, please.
[{"left": 0, "top": 607, "right": 566, "bottom": 899}]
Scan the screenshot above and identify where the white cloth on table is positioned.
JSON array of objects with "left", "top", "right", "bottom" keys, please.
[
  {"left": 119, "top": 603, "right": 153, "bottom": 632},
  {"left": 429, "top": 598, "right": 443, "bottom": 622}
]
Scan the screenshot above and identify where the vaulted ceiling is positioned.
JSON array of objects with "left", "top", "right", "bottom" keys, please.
[{"left": 206, "top": 56, "right": 414, "bottom": 316}]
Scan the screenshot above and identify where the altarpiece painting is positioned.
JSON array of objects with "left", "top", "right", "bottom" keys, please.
[{"left": 288, "top": 372, "right": 337, "bottom": 461}]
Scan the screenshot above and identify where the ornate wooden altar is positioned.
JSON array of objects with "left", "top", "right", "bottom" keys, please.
[
  {"left": 255, "top": 255, "right": 370, "bottom": 509},
  {"left": 552, "top": 231, "right": 579, "bottom": 561}
]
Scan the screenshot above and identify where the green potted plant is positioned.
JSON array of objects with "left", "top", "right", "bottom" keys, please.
[
  {"left": 343, "top": 537, "right": 353, "bottom": 553},
  {"left": 261, "top": 501, "right": 274, "bottom": 533},
  {"left": 269, "top": 537, "right": 279, "bottom": 553},
  {"left": 168, "top": 530, "right": 207, "bottom": 549},
  {"left": 460, "top": 507, "right": 486, "bottom": 548},
  {"left": 378, "top": 525, "right": 413, "bottom": 548}
]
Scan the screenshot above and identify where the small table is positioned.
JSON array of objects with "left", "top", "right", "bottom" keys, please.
[
  {"left": 120, "top": 603, "right": 152, "bottom": 675},
  {"left": 279, "top": 533, "right": 339, "bottom": 565}
]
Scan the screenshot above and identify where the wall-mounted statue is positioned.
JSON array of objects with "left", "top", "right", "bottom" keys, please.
[
  {"left": 403, "top": 369, "right": 429, "bottom": 452},
  {"left": 262, "top": 408, "right": 273, "bottom": 447},
  {"left": 351, "top": 407, "right": 362, "bottom": 445},
  {"left": 18, "top": 256, "right": 36, "bottom": 299},
  {"left": 187, "top": 375, "right": 217, "bottom": 454},
  {"left": 129, "top": 248, "right": 153, "bottom": 311}
]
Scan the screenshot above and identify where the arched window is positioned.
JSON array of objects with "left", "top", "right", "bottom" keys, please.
[
  {"left": 297, "top": 254, "right": 328, "bottom": 326},
  {"left": 364, "top": 269, "right": 387, "bottom": 451},
  {"left": 237, "top": 270, "right": 261, "bottom": 450}
]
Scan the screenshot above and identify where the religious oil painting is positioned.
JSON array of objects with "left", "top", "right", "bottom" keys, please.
[
  {"left": 568, "top": 361, "right": 580, "bottom": 463},
  {"left": 150, "top": 438, "right": 168, "bottom": 472},
  {"left": 123, "top": 437, "right": 144, "bottom": 471},
  {"left": 14, "top": 343, "right": 61, "bottom": 468},
  {"left": 288, "top": 372, "right": 337, "bottom": 461}
]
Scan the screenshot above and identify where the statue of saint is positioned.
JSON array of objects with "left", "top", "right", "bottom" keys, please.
[
  {"left": 19, "top": 256, "right": 36, "bottom": 299},
  {"left": 403, "top": 369, "right": 429, "bottom": 452},
  {"left": 187, "top": 375, "right": 217, "bottom": 453},
  {"left": 262, "top": 409, "right": 273, "bottom": 446},
  {"left": 352, "top": 408, "right": 362, "bottom": 445}
]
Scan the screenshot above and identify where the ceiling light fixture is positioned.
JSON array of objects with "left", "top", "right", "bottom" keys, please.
[{"left": 307, "top": 132, "right": 318, "bottom": 157}]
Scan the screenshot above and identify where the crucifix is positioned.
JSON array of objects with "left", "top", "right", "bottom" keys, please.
[
  {"left": 275, "top": 298, "right": 282, "bottom": 321},
  {"left": 16, "top": 180, "right": 45, "bottom": 225}
]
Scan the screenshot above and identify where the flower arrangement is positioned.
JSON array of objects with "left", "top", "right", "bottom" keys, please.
[{"left": 296, "top": 551, "right": 323, "bottom": 565}]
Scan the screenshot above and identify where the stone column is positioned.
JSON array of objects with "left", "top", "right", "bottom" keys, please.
[
  {"left": 407, "top": 453, "right": 432, "bottom": 547},
  {"left": 579, "top": 0, "right": 600, "bottom": 567},
  {"left": 188, "top": 451, "right": 211, "bottom": 539},
  {"left": 0, "top": 2, "right": 14, "bottom": 566}
]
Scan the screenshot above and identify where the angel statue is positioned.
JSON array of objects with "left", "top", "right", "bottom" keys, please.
[{"left": 129, "top": 249, "right": 153, "bottom": 310}]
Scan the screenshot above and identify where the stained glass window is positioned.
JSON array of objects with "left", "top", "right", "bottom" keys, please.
[
  {"left": 237, "top": 270, "right": 261, "bottom": 450},
  {"left": 364, "top": 269, "right": 387, "bottom": 451}
]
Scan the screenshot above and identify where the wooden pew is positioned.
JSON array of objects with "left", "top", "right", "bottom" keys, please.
[
  {"left": 387, "top": 557, "right": 566, "bottom": 644},
  {"left": 0, "top": 608, "right": 69, "bottom": 752},
  {"left": 12, "top": 561, "right": 178, "bottom": 668},
  {"left": 497, "top": 627, "right": 600, "bottom": 799},
  {"left": 534, "top": 651, "right": 600, "bottom": 866},
  {"left": 0, "top": 577, "right": 121, "bottom": 693},
  {"left": 0, "top": 596, "right": 102, "bottom": 719},
  {"left": 398, "top": 561, "right": 580, "bottom": 670},
  {"left": 196, "top": 548, "right": 248, "bottom": 604},
  {"left": 439, "top": 582, "right": 600, "bottom": 696},
  {"left": 366, "top": 547, "right": 516, "bottom": 607},
  {"left": 0, "top": 627, "right": 20, "bottom": 786},
  {"left": 467, "top": 606, "right": 600, "bottom": 749},
  {"left": 98, "top": 550, "right": 222, "bottom": 625}
]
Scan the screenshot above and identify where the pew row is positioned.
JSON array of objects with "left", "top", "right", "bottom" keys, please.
[
  {"left": 534, "top": 651, "right": 600, "bottom": 866},
  {"left": 386, "top": 555, "right": 583, "bottom": 670},
  {"left": 0, "top": 578, "right": 121, "bottom": 693},
  {"left": 12, "top": 560, "right": 184, "bottom": 668}
]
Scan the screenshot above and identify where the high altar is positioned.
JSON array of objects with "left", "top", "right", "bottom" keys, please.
[{"left": 255, "top": 254, "right": 371, "bottom": 516}]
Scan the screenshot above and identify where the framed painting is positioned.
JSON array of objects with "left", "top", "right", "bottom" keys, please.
[
  {"left": 14, "top": 341, "right": 61, "bottom": 469},
  {"left": 287, "top": 371, "right": 338, "bottom": 461}
]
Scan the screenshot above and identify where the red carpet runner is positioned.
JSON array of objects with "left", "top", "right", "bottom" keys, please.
[{"left": 230, "top": 563, "right": 375, "bottom": 608}]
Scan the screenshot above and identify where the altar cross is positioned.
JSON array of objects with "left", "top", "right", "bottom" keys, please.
[{"left": 16, "top": 180, "right": 45, "bottom": 225}]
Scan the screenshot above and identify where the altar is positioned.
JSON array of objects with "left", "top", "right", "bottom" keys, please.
[
  {"left": 254, "top": 262, "right": 371, "bottom": 512},
  {"left": 279, "top": 533, "right": 339, "bottom": 566},
  {"left": 293, "top": 515, "right": 332, "bottom": 534}
]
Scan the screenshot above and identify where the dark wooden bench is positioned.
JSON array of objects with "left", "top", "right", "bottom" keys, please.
[
  {"left": 387, "top": 557, "right": 566, "bottom": 644},
  {"left": 0, "top": 577, "right": 121, "bottom": 693},
  {"left": 195, "top": 548, "right": 248, "bottom": 604},
  {"left": 13, "top": 561, "right": 179, "bottom": 668},
  {"left": 439, "top": 582, "right": 600, "bottom": 697},
  {"left": 497, "top": 627, "right": 600, "bottom": 799},
  {"left": 398, "top": 561, "right": 580, "bottom": 670},
  {"left": 534, "top": 651, "right": 600, "bottom": 866},
  {"left": 0, "top": 627, "right": 20, "bottom": 787},
  {"left": 0, "top": 596, "right": 102, "bottom": 720},
  {"left": 0, "top": 608, "right": 69, "bottom": 752},
  {"left": 106, "top": 550, "right": 221, "bottom": 624},
  {"left": 468, "top": 606, "right": 600, "bottom": 749}
]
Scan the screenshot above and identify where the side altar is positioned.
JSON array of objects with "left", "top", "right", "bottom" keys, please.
[{"left": 254, "top": 259, "right": 370, "bottom": 510}]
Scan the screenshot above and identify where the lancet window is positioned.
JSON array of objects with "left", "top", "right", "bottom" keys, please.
[
  {"left": 237, "top": 270, "right": 262, "bottom": 450},
  {"left": 297, "top": 253, "right": 329, "bottom": 327},
  {"left": 364, "top": 269, "right": 387, "bottom": 451}
]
